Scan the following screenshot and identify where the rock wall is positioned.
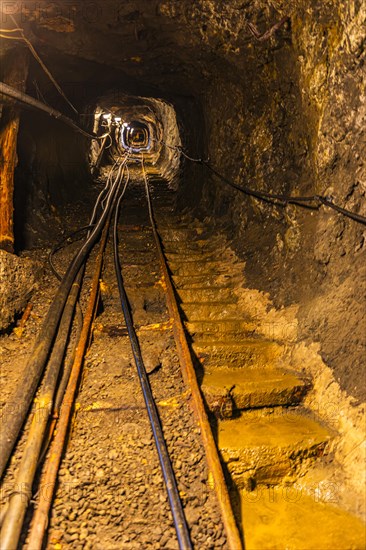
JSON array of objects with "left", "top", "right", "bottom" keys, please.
[
  {"left": 0, "top": 251, "right": 37, "bottom": 330},
  {"left": 0, "top": 0, "right": 364, "bottom": 398},
  {"left": 191, "top": 0, "right": 366, "bottom": 401},
  {"left": 14, "top": 110, "right": 91, "bottom": 249}
]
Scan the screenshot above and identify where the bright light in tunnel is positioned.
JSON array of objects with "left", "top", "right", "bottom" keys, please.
[
  {"left": 89, "top": 95, "right": 181, "bottom": 184},
  {"left": 121, "top": 120, "right": 151, "bottom": 153}
]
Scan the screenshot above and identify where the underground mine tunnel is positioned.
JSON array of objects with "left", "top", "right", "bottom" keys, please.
[{"left": 0, "top": 1, "right": 365, "bottom": 549}]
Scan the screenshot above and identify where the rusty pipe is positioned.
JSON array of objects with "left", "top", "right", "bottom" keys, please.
[
  {"left": 0, "top": 171, "right": 120, "bottom": 479},
  {"left": 26, "top": 221, "right": 110, "bottom": 550},
  {"left": 0, "top": 272, "right": 82, "bottom": 550}
]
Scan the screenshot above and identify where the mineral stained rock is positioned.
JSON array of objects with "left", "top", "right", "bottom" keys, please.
[{"left": 0, "top": 250, "right": 37, "bottom": 330}]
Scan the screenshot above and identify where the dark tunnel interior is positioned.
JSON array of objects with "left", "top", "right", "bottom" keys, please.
[
  {"left": 0, "top": 1, "right": 365, "bottom": 544},
  {"left": 13, "top": 51, "right": 206, "bottom": 246},
  {"left": 2, "top": 1, "right": 363, "bottom": 400}
]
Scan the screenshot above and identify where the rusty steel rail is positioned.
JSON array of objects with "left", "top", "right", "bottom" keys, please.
[
  {"left": 13, "top": 301, "right": 33, "bottom": 337},
  {"left": 112, "top": 191, "right": 192, "bottom": 550},
  {"left": 26, "top": 222, "right": 110, "bottom": 550},
  {"left": 142, "top": 161, "right": 244, "bottom": 550}
]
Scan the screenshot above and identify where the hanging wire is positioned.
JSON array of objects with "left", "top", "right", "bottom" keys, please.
[
  {"left": 202, "top": 161, "right": 366, "bottom": 224},
  {"left": 152, "top": 137, "right": 365, "bottom": 225},
  {"left": 0, "top": 81, "right": 109, "bottom": 140},
  {"left": 48, "top": 153, "right": 130, "bottom": 281},
  {"left": 1, "top": 15, "right": 79, "bottom": 114},
  {"left": 33, "top": 79, "right": 49, "bottom": 106},
  {"left": 151, "top": 137, "right": 206, "bottom": 163}
]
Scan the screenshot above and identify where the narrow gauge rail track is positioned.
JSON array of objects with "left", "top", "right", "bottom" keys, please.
[{"left": 0, "top": 161, "right": 242, "bottom": 549}]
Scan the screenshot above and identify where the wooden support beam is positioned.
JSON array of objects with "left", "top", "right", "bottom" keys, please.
[{"left": 0, "top": 47, "right": 29, "bottom": 252}]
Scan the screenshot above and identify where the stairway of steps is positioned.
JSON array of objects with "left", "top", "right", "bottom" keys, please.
[{"left": 158, "top": 214, "right": 366, "bottom": 550}]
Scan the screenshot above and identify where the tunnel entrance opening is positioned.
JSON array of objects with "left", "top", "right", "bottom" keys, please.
[
  {"left": 11, "top": 85, "right": 204, "bottom": 253},
  {"left": 88, "top": 94, "right": 182, "bottom": 186},
  {"left": 121, "top": 120, "right": 151, "bottom": 153}
]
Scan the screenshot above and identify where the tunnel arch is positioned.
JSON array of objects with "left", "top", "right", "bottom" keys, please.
[
  {"left": 120, "top": 120, "right": 151, "bottom": 152},
  {"left": 87, "top": 92, "right": 183, "bottom": 186}
]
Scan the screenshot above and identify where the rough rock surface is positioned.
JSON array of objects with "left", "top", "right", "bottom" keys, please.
[
  {"left": 1, "top": 0, "right": 364, "bottom": 397},
  {"left": 0, "top": 251, "right": 38, "bottom": 330}
]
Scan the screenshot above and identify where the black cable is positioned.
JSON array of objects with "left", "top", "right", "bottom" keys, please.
[
  {"left": 112, "top": 177, "right": 192, "bottom": 550},
  {"left": 316, "top": 195, "right": 366, "bottom": 225},
  {"left": 0, "top": 81, "right": 108, "bottom": 140},
  {"left": 203, "top": 161, "right": 317, "bottom": 204},
  {"left": 154, "top": 137, "right": 365, "bottom": 225},
  {"left": 48, "top": 157, "right": 130, "bottom": 280},
  {"left": 201, "top": 161, "right": 366, "bottom": 225},
  {"left": 49, "top": 224, "right": 96, "bottom": 281},
  {"left": 151, "top": 138, "right": 205, "bottom": 163},
  {"left": 8, "top": 14, "right": 79, "bottom": 115},
  {"left": 0, "top": 162, "right": 125, "bottom": 479}
]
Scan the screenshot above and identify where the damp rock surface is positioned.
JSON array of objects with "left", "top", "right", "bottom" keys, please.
[{"left": 0, "top": 250, "right": 39, "bottom": 331}]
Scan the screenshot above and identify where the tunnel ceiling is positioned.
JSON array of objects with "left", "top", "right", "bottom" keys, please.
[{"left": 0, "top": 0, "right": 308, "bottom": 96}]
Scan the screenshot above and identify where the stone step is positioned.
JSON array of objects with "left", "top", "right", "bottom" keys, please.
[
  {"left": 171, "top": 261, "right": 242, "bottom": 277},
  {"left": 163, "top": 240, "right": 226, "bottom": 253},
  {"left": 157, "top": 228, "right": 206, "bottom": 241},
  {"left": 201, "top": 367, "right": 310, "bottom": 411},
  {"left": 218, "top": 411, "right": 332, "bottom": 487},
  {"left": 181, "top": 302, "right": 245, "bottom": 321},
  {"left": 173, "top": 273, "right": 242, "bottom": 289},
  {"left": 185, "top": 319, "right": 256, "bottom": 338},
  {"left": 176, "top": 287, "right": 236, "bottom": 303},
  {"left": 239, "top": 487, "right": 366, "bottom": 550},
  {"left": 192, "top": 339, "right": 282, "bottom": 367}
]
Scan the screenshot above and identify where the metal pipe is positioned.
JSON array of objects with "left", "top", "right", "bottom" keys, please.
[
  {"left": 141, "top": 161, "right": 243, "bottom": 550},
  {"left": 0, "top": 81, "right": 105, "bottom": 140},
  {"left": 26, "top": 221, "right": 110, "bottom": 550},
  {"left": 53, "top": 303, "right": 83, "bottom": 412},
  {"left": 112, "top": 189, "right": 192, "bottom": 550},
  {"left": 0, "top": 272, "right": 82, "bottom": 549},
  {"left": 0, "top": 172, "right": 121, "bottom": 479},
  {"left": 36, "top": 301, "right": 83, "bottom": 468}
]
